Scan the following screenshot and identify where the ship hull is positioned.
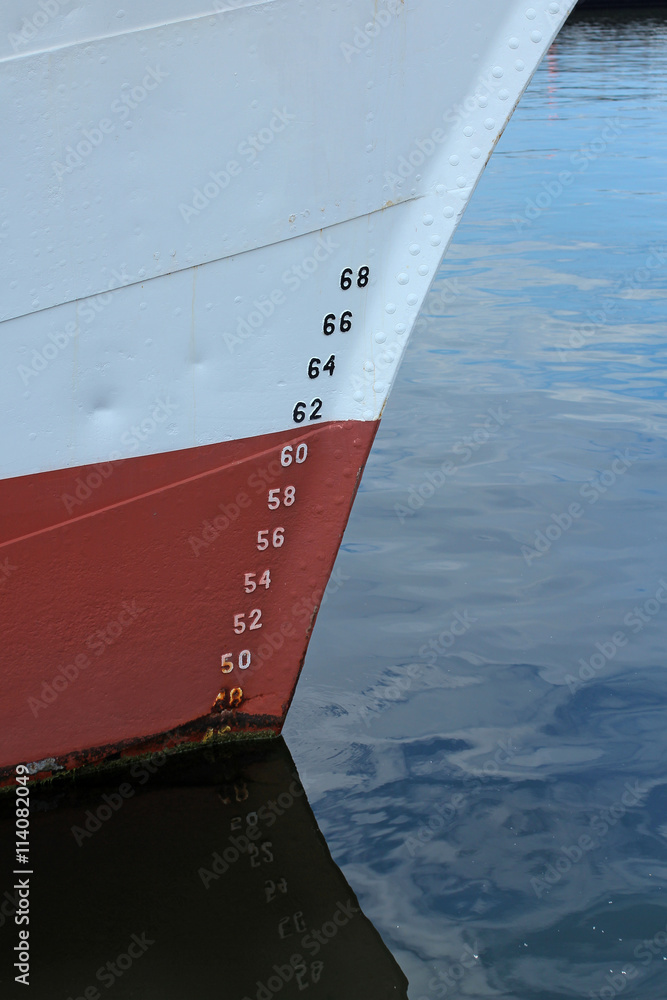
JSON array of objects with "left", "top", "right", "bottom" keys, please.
[
  {"left": 0, "top": 419, "right": 378, "bottom": 777},
  {"left": 1, "top": 0, "right": 576, "bottom": 777}
]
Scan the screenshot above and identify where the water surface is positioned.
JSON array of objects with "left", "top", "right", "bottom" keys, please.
[{"left": 286, "top": 6, "right": 667, "bottom": 998}]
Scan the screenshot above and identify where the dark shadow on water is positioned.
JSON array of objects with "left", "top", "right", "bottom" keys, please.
[
  {"left": 574, "top": 0, "right": 667, "bottom": 14},
  {"left": 0, "top": 739, "right": 409, "bottom": 999}
]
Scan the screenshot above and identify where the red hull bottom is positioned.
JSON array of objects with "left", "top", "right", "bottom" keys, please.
[{"left": 0, "top": 420, "right": 378, "bottom": 779}]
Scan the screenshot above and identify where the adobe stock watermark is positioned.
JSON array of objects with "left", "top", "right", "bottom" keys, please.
[
  {"left": 530, "top": 779, "right": 649, "bottom": 898},
  {"left": 71, "top": 783, "right": 139, "bottom": 848},
  {"left": 188, "top": 491, "right": 252, "bottom": 555},
  {"left": 358, "top": 663, "right": 424, "bottom": 728},
  {"left": 7, "top": 0, "right": 73, "bottom": 54},
  {"left": 60, "top": 397, "right": 178, "bottom": 516},
  {"left": 258, "top": 565, "right": 349, "bottom": 670},
  {"left": 521, "top": 448, "right": 638, "bottom": 565},
  {"left": 384, "top": 127, "right": 450, "bottom": 195},
  {"left": 185, "top": 435, "right": 355, "bottom": 579},
  {"left": 564, "top": 579, "right": 667, "bottom": 694},
  {"left": 357, "top": 608, "right": 478, "bottom": 728},
  {"left": 340, "top": 0, "right": 403, "bottom": 63},
  {"left": 188, "top": 448, "right": 314, "bottom": 556},
  {"left": 358, "top": 606, "right": 478, "bottom": 725},
  {"left": 212, "top": 565, "right": 350, "bottom": 688},
  {"left": 0, "top": 886, "right": 19, "bottom": 930},
  {"left": 65, "top": 932, "right": 154, "bottom": 999},
  {"left": 557, "top": 245, "right": 667, "bottom": 361},
  {"left": 512, "top": 117, "right": 628, "bottom": 232},
  {"left": 52, "top": 66, "right": 168, "bottom": 179},
  {"left": 394, "top": 406, "right": 509, "bottom": 523},
  {"left": 0, "top": 558, "right": 17, "bottom": 588},
  {"left": 211, "top": 0, "right": 257, "bottom": 12},
  {"left": 198, "top": 775, "right": 304, "bottom": 888},
  {"left": 70, "top": 728, "right": 188, "bottom": 846},
  {"left": 405, "top": 737, "right": 521, "bottom": 856},
  {"left": 27, "top": 600, "right": 144, "bottom": 718},
  {"left": 17, "top": 265, "right": 132, "bottom": 386},
  {"left": 350, "top": 338, "right": 403, "bottom": 400},
  {"left": 240, "top": 900, "right": 359, "bottom": 1000},
  {"left": 588, "top": 916, "right": 667, "bottom": 1000},
  {"left": 424, "top": 277, "right": 464, "bottom": 312},
  {"left": 419, "top": 610, "right": 478, "bottom": 666},
  {"left": 223, "top": 233, "right": 339, "bottom": 353},
  {"left": 588, "top": 926, "right": 667, "bottom": 1000},
  {"left": 179, "top": 108, "right": 295, "bottom": 223},
  {"left": 385, "top": 63, "right": 511, "bottom": 194},
  {"left": 416, "top": 943, "right": 480, "bottom": 1000}
]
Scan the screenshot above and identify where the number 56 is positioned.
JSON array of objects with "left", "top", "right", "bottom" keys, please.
[{"left": 257, "top": 527, "right": 285, "bottom": 550}]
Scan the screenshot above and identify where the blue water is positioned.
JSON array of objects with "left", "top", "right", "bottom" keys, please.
[{"left": 285, "top": 6, "right": 667, "bottom": 998}]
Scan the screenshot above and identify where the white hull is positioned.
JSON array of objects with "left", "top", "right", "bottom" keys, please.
[{"left": 2, "top": 0, "right": 575, "bottom": 478}]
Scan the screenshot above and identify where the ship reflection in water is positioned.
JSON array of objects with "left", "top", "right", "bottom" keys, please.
[{"left": 0, "top": 740, "right": 408, "bottom": 999}]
